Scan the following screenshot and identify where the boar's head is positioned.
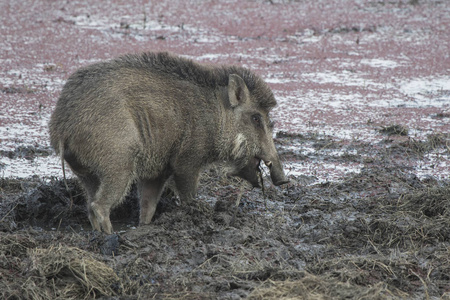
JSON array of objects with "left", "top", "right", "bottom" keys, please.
[{"left": 225, "top": 73, "right": 289, "bottom": 188}]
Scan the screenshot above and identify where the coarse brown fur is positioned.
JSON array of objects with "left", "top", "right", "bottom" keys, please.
[
  {"left": 49, "top": 52, "right": 287, "bottom": 234},
  {"left": 119, "top": 52, "right": 277, "bottom": 110}
]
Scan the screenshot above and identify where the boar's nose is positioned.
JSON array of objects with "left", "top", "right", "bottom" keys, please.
[
  {"left": 264, "top": 160, "right": 289, "bottom": 186},
  {"left": 274, "top": 178, "right": 290, "bottom": 186}
]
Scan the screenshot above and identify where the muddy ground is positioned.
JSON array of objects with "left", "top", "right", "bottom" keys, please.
[
  {"left": 1, "top": 0, "right": 450, "bottom": 299},
  {"left": 1, "top": 131, "right": 449, "bottom": 299}
]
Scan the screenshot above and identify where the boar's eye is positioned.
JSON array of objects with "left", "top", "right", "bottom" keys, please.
[{"left": 252, "top": 114, "right": 262, "bottom": 127}]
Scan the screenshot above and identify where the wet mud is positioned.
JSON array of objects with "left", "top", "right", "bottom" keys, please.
[
  {"left": 1, "top": 134, "right": 449, "bottom": 299},
  {"left": 1, "top": 0, "right": 449, "bottom": 298}
]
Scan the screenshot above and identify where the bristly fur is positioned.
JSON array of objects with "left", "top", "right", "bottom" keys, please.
[
  {"left": 49, "top": 51, "right": 287, "bottom": 233},
  {"left": 116, "top": 52, "right": 277, "bottom": 110}
]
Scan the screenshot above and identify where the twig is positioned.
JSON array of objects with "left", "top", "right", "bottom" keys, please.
[
  {"left": 1, "top": 203, "right": 18, "bottom": 222},
  {"left": 410, "top": 270, "right": 429, "bottom": 300},
  {"left": 230, "top": 182, "right": 245, "bottom": 226}
]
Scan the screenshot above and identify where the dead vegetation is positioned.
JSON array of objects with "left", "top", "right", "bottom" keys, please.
[
  {"left": 0, "top": 235, "right": 120, "bottom": 300},
  {"left": 379, "top": 124, "right": 409, "bottom": 136},
  {"left": 1, "top": 133, "right": 449, "bottom": 299},
  {"left": 248, "top": 274, "right": 407, "bottom": 300},
  {"left": 395, "top": 133, "right": 450, "bottom": 156}
]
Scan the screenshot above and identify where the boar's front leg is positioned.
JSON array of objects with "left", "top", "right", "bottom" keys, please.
[
  {"left": 173, "top": 170, "right": 200, "bottom": 204},
  {"left": 138, "top": 178, "right": 167, "bottom": 224}
]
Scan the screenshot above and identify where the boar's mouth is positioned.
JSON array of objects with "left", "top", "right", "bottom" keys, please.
[
  {"left": 232, "top": 156, "right": 289, "bottom": 188},
  {"left": 231, "top": 157, "right": 262, "bottom": 188}
]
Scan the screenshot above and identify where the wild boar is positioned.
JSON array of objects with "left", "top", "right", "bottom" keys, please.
[{"left": 49, "top": 52, "right": 288, "bottom": 234}]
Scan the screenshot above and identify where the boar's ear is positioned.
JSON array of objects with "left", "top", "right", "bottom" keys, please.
[{"left": 228, "top": 74, "right": 250, "bottom": 108}]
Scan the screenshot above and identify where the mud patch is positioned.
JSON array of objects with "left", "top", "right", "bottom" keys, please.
[
  {"left": 0, "top": 145, "right": 53, "bottom": 161},
  {"left": 1, "top": 135, "right": 450, "bottom": 299},
  {"left": 1, "top": 0, "right": 450, "bottom": 297},
  {"left": 1, "top": 86, "right": 36, "bottom": 94}
]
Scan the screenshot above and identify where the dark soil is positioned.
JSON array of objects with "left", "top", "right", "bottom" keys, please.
[
  {"left": 1, "top": 134, "right": 449, "bottom": 299},
  {"left": 0, "top": 145, "right": 53, "bottom": 161},
  {"left": 1, "top": 1, "right": 449, "bottom": 298}
]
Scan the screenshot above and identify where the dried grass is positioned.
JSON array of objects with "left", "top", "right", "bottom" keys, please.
[
  {"left": 379, "top": 125, "right": 409, "bottom": 136},
  {"left": 397, "top": 133, "right": 450, "bottom": 156},
  {"left": 399, "top": 185, "right": 450, "bottom": 218},
  {"left": 27, "top": 245, "right": 119, "bottom": 298},
  {"left": 1, "top": 241, "right": 120, "bottom": 300},
  {"left": 248, "top": 273, "right": 407, "bottom": 300},
  {"left": 0, "top": 233, "right": 37, "bottom": 257}
]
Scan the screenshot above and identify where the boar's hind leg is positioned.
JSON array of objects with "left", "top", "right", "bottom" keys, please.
[
  {"left": 63, "top": 152, "right": 102, "bottom": 231},
  {"left": 138, "top": 178, "right": 166, "bottom": 225},
  {"left": 77, "top": 174, "right": 101, "bottom": 231},
  {"left": 90, "top": 174, "right": 133, "bottom": 234}
]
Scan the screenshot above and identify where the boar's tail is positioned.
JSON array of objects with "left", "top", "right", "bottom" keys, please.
[{"left": 58, "top": 141, "right": 73, "bottom": 209}]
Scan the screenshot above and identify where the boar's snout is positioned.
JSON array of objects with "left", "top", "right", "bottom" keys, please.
[
  {"left": 263, "top": 159, "right": 289, "bottom": 186},
  {"left": 233, "top": 155, "right": 289, "bottom": 188}
]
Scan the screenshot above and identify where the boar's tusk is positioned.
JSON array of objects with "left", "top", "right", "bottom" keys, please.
[{"left": 264, "top": 161, "right": 273, "bottom": 168}]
